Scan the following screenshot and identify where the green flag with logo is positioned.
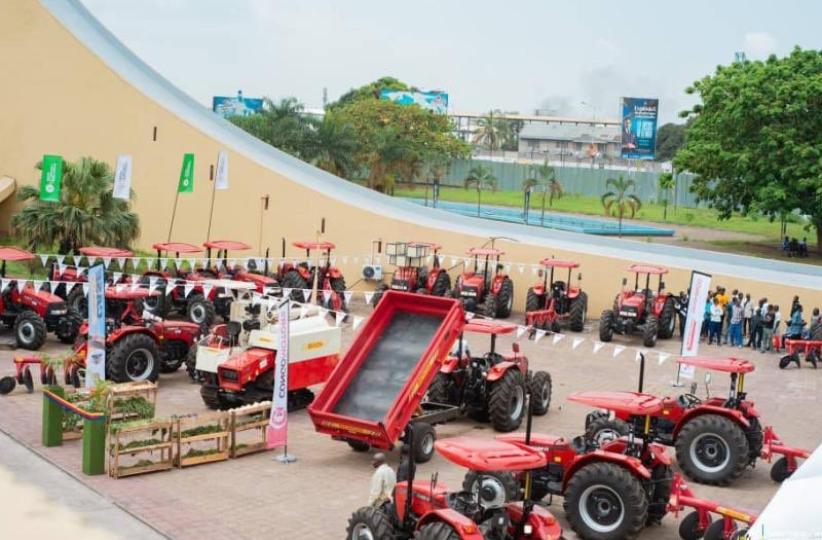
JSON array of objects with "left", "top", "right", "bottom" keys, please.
[
  {"left": 178, "top": 153, "right": 195, "bottom": 193},
  {"left": 39, "top": 155, "right": 63, "bottom": 202}
]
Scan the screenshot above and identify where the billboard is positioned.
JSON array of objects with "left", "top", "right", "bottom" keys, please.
[
  {"left": 212, "top": 91, "right": 263, "bottom": 118},
  {"left": 379, "top": 90, "right": 448, "bottom": 114},
  {"left": 620, "top": 97, "right": 659, "bottom": 160}
]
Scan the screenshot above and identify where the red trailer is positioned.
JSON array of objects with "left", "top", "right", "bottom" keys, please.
[{"left": 308, "top": 290, "right": 465, "bottom": 463}]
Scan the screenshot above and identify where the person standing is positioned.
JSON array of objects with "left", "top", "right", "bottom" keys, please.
[
  {"left": 760, "top": 306, "right": 775, "bottom": 353},
  {"left": 786, "top": 305, "right": 805, "bottom": 341},
  {"left": 368, "top": 453, "right": 396, "bottom": 508},
  {"left": 742, "top": 293, "right": 754, "bottom": 337},
  {"left": 675, "top": 290, "right": 689, "bottom": 338},
  {"left": 729, "top": 297, "right": 744, "bottom": 348},
  {"left": 709, "top": 298, "right": 723, "bottom": 346},
  {"left": 773, "top": 305, "right": 783, "bottom": 351}
]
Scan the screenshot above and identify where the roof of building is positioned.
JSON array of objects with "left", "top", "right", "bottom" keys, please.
[{"left": 519, "top": 122, "right": 620, "bottom": 144}]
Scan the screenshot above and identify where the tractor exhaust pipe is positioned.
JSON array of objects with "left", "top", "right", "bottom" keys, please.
[{"left": 638, "top": 352, "right": 645, "bottom": 393}]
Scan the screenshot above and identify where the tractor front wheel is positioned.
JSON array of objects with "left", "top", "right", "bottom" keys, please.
[
  {"left": 280, "top": 269, "right": 310, "bottom": 301},
  {"left": 430, "top": 271, "right": 451, "bottom": 297},
  {"left": 14, "top": 311, "right": 47, "bottom": 350},
  {"left": 496, "top": 277, "right": 514, "bottom": 318},
  {"left": 525, "top": 287, "right": 543, "bottom": 313},
  {"left": 586, "top": 416, "right": 630, "bottom": 448},
  {"left": 529, "top": 371, "right": 552, "bottom": 415},
  {"left": 55, "top": 308, "right": 83, "bottom": 344},
  {"left": 462, "top": 470, "right": 520, "bottom": 506},
  {"left": 643, "top": 316, "right": 659, "bottom": 348},
  {"left": 599, "top": 310, "right": 615, "bottom": 342},
  {"left": 488, "top": 369, "right": 526, "bottom": 432},
  {"left": 481, "top": 293, "right": 498, "bottom": 319},
  {"left": 66, "top": 287, "right": 88, "bottom": 317},
  {"left": 569, "top": 292, "right": 588, "bottom": 332},
  {"left": 415, "top": 522, "right": 461, "bottom": 540},
  {"left": 186, "top": 294, "right": 216, "bottom": 328},
  {"left": 675, "top": 414, "right": 749, "bottom": 486},
  {"left": 108, "top": 333, "right": 161, "bottom": 383},
  {"left": 346, "top": 507, "right": 395, "bottom": 540}
]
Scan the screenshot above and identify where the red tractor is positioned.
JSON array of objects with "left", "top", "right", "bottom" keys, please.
[
  {"left": 462, "top": 392, "right": 674, "bottom": 540},
  {"left": 451, "top": 247, "right": 514, "bottom": 318},
  {"left": 0, "top": 247, "right": 80, "bottom": 349},
  {"left": 525, "top": 259, "right": 587, "bottom": 332},
  {"left": 202, "top": 239, "right": 278, "bottom": 293},
  {"left": 580, "top": 356, "right": 810, "bottom": 487},
  {"left": 373, "top": 241, "right": 452, "bottom": 305},
  {"left": 278, "top": 241, "right": 347, "bottom": 311},
  {"left": 48, "top": 246, "right": 133, "bottom": 314},
  {"left": 346, "top": 433, "right": 563, "bottom": 540},
  {"left": 426, "top": 319, "right": 552, "bottom": 432},
  {"left": 599, "top": 264, "right": 677, "bottom": 347},
  {"left": 67, "top": 287, "right": 201, "bottom": 383}
]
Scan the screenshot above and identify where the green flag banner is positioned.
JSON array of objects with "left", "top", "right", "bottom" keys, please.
[
  {"left": 39, "top": 154, "right": 63, "bottom": 202},
  {"left": 178, "top": 153, "right": 195, "bottom": 193}
]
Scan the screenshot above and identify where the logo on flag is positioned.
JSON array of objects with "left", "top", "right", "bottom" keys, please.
[
  {"left": 178, "top": 153, "right": 195, "bottom": 193},
  {"left": 39, "top": 155, "right": 63, "bottom": 202}
]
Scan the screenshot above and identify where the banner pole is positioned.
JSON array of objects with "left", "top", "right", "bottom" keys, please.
[
  {"left": 205, "top": 177, "right": 217, "bottom": 241},
  {"left": 167, "top": 188, "right": 181, "bottom": 242}
]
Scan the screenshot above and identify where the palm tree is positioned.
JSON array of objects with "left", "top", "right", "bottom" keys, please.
[
  {"left": 464, "top": 164, "right": 497, "bottom": 216},
  {"left": 230, "top": 97, "right": 315, "bottom": 158},
  {"left": 530, "top": 161, "right": 563, "bottom": 224},
  {"left": 473, "top": 111, "right": 501, "bottom": 157},
  {"left": 12, "top": 157, "right": 140, "bottom": 254},
  {"left": 601, "top": 175, "right": 642, "bottom": 237},
  {"left": 658, "top": 172, "right": 675, "bottom": 221},
  {"left": 521, "top": 177, "right": 539, "bottom": 223},
  {"left": 305, "top": 115, "right": 359, "bottom": 178}
]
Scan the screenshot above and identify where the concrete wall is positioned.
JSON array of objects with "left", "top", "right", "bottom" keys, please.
[{"left": 0, "top": 0, "right": 818, "bottom": 318}]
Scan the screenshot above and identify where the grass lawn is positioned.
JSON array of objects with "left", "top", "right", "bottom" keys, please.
[{"left": 395, "top": 186, "right": 817, "bottom": 244}]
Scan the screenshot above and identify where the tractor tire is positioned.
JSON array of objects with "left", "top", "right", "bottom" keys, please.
[
  {"left": 66, "top": 287, "right": 88, "bottom": 317},
  {"left": 330, "top": 276, "right": 348, "bottom": 311},
  {"left": 107, "top": 333, "right": 161, "bottom": 383},
  {"left": 529, "top": 371, "right": 552, "bottom": 415},
  {"left": 141, "top": 284, "right": 170, "bottom": 319},
  {"left": 56, "top": 308, "right": 83, "bottom": 344},
  {"left": 658, "top": 297, "right": 677, "bottom": 339},
  {"left": 462, "top": 470, "right": 520, "bottom": 506},
  {"left": 643, "top": 315, "right": 659, "bottom": 348},
  {"left": 678, "top": 510, "right": 711, "bottom": 540},
  {"left": 415, "top": 522, "right": 460, "bottom": 540},
  {"left": 410, "top": 422, "right": 436, "bottom": 464},
  {"left": 599, "top": 310, "right": 615, "bottom": 342},
  {"left": 14, "top": 311, "right": 47, "bottom": 350},
  {"left": 646, "top": 464, "right": 672, "bottom": 525},
  {"left": 346, "top": 439, "right": 371, "bottom": 453},
  {"left": 159, "top": 340, "right": 188, "bottom": 373},
  {"left": 346, "top": 507, "right": 395, "bottom": 540},
  {"left": 488, "top": 369, "right": 526, "bottom": 432},
  {"left": 280, "top": 269, "right": 310, "bottom": 301},
  {"left": 569, "top": 292, "right": 588, "bottom": 332},
  {"left": 563, "top": 462, "right": 649, "bottom": 540},
  {"left": 430, "top": 271, "right": 451, "bottom": 297},
  {"left": 525, "top": 287, "right": 542, "bottom": 313},
  {"left": 770, "top": 456, "right": 792, "bottom": 483},
  {"left": 186, "top": 294, "right": 216, "bottom": 328},
  {"left": 426, "top": 373, "right": 457, "bottom": 405},
  {"left": 675, "top": 414, "right": 750, "bottom": 486},
  {"left": 200, "top": 383, "right": 229, "bottom": 410},
  {"left": 496, "top": 277, "right": 514, "bottom": 318},
  {"left": 586, "top": 417, "right": 630, "bottom": 448},
  {"left": 481, "top": 293, "right": 498, "bottom": 319},
  {"left": 704, "top": 519, "right": 735, "bottom": 540}
]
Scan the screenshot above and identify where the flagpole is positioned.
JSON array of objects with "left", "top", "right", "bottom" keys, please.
[
  {"left": 206, "top": 176, "right": 217, "bottom": 241},
  {"left": 167, "top": 188, "right": 181, "bottom": 242}
]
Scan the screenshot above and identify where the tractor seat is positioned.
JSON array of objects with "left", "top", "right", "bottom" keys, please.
[
  {"left": 447, "top": 491, "right": 482, "bottom": 518},
  {"left": 571, "top": 435, "right": 593, "bottom": 454},
  {"left": 483, "top": 352, "right": 505, "bottom": 366},
  {"left": 676, "top": 393, "right": 702, "bottom": 409},
  {"left": 552, "top": 281, "right": 566, "bottom": 293}
]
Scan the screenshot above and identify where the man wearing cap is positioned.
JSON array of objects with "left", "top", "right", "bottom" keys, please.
[{"left": 368, "top": 453, "right": 396, "bottom": 507}]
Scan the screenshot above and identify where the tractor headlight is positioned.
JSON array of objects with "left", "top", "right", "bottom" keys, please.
[
  {"left": 523, "top": 524, "right": 533, "bottom": 535},
  {"left": 49, "top": 308, "right": 68, "bottom": 316}
]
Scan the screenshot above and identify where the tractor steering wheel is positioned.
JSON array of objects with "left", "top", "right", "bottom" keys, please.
[{"left": 678, "top": 393, "right": 701, "bottom": 408}]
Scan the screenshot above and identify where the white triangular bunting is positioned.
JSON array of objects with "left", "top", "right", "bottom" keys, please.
[
  {"left": 552, "top": 333, "right": 565, "bottom": 345},
  {"left": 39, "top": 254, "right": 49, "bottom": 266},
  {"left": 572, "top": 337, "right": 584, "bottom": 350},
  {"left": 82, "top": 283, "right": 90, "bottom": 296},
  {"left": 531, "top": 267, "right": 538, "bottom": 275},
  {"left": 613, "top": 346, "right": 625, "bottom": 358},
  {"left": 58, "top": 263, "right": 67, "bottom": 275},
  {"left": 593, "top": 341, "right": 606, "bottom": 354},
  {"left": 363, "top": 291, "right": 375, "bottom": 305},
  {"left": 516, "top": 326, "right": 527, "bottom": 339},
  {"left": 184, "top": 283, "right": 194, "bottom": 297},
  {"left": 65, "top": 282, "right": 76, "bottom": 295},
  {"left": 534, "top": 329, "right": 546, "bottom": 342},
  {"left": 112, "top": 272, "right": 122, "bottom": 283},
  {"left": 116, "top": 257, "right": 126, "bottom": 268},
  {"left": 634, "top": 349, "right": 647, "bottom": 362},
  {"left": 658, "top": 352, "right": 670, "bottom": 365},
  {"left": 282, "top": 288, "right": 292, "bottom": 299},
  {"left": 57, "top": 255, "right": 65, "bottom": 265},
  {"left": 334, "top": 311, "right": 344, "bottom": 326},
  {"left": 16, "top": 280, "right": 27, "bottom": 292},
  {"left": 344, "top": 291, "right": 353, "bottom": 304},
  {"left": 158, "top": 258, "right": 167, "bottom": 270},
  {"left": 187, "top": 258, "right": 196, "bottom": 271},
  {"left": 202, "top": 284, "right": 213, "bottom": 298},
  {"left": 342, "top": 256, "right": 348, "bottom": 265},
  {"left": 102, "top": 257, "right": 112, "bottom": 268},
  {"left": 302, "top": 289, "right": 312, "bottom": 302},
  {"left": 465, "top": 312, "right": 475, "bottom": 320},
  {"left": 353, "top": 315, "right": 364, "bottom": 330},
  {"left": 517, "top": 265, "right": 525, "bottom": 274}
]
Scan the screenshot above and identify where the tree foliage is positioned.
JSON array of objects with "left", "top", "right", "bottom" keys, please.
[
  {"left": 674, "top": 47, "right": 822, "bottom": 250},
  {"left": 328, "top": 76, "right": 415, "bottom": 110},
  {"left": 12, "top": 157, "right": 140, "bottom": 254},
  {"left": 655, "top": 123, "right": 686, "bottom": 162}
]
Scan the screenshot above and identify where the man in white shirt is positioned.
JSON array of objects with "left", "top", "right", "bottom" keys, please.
[{"left": 368, "top": 453, "right": 396, "bottom": 507}]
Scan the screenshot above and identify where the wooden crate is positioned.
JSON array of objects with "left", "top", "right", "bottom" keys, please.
[
  {"left": 229, "top": 402, "right": 271, "bottom": 458},
  {"left": 106, "top": 381, "right": 157, "bottom": 424},
  {"left": 61, "top": 390, "right": 92, "bottom": 441},
  {"left": 108, "top": 419, "right": 174, "bottom": 478},
  {"left": 174, "top": 412, "right": 230, "bottom": 468}
]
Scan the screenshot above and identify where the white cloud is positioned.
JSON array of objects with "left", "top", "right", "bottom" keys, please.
[{"left": 743, "top": 32, "right": 777, "bottom": 59}]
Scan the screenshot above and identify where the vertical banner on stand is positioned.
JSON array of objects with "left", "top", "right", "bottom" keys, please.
[
  {"left": 267, "top": 299, "right": 290, "bottom": 449},
  {"left": 678, "top": 270, "right": 712, "bottom": 380},
  {"left": 86, "top": 264, "right": 106, "bottom": 387},
  {"left": 215, "top": 151, "right": 229, "bottom": 190},
  {"left": 113, "top": 155, "right": 133, "bottom": 200}
]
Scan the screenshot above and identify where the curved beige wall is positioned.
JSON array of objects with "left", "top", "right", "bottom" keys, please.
[{"left": 0, "top": 0, "right": 819, "bottom": 317}]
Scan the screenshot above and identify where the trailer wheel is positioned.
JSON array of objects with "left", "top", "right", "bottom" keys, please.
[
  {"left": 563, "top": 462, "right": 648, "bottom": 540},
  {"left": 415, "top": 521, "right": 461, "bottom": 540},
  {"left": 426, "top": 373, "right": 456, "bottom": 405},
  {"left": 675, "top": 414, "right": 749, "bottom": 486},
  {"left": 14, "top": 311, "right": 47, "bottom": 350},
  {"left": 496, "top": 277, "right": 514, "bottom": 318},
  {"left": 186, "top": 294, "right": 216, "bottom": 328},
  {"left": 346, "top": 439, "right": 371, "bottom": 453},
  {"left": 643, "top": 315, "right": 659, "bottom": 348},
  {"left": 462, "top": 470, "right": 519, "bottom": 506},
  {"left": 569, "top": 292, "right": 588, "bottom": 332},
  {"left": 678, "top": 510, "right": 711, "bottom": 540},
  {"left": 411, "top": 423, "right": 436, "bottom": 463},
  {"left": 430, "top": 271, "right": 451, "bottom": 297},
  {"left": 586, "top": 417, "right": 630, "bottom": 448},
  {"left": 599, "top": 310, "right": 615, "bottom": 342},
  {"left": 658, "top": 297, "right": 677, "bottom": 339},
  {"left": 703, "top": 519, "right": 734, "bottom": 540},
  {"left": 108, "top": 333, "right": 161, "bottom": 383},
  {"left": 0, "top": 376, "right": 16, "bottom": 395},
  {"left": 529, "top": 371, "right": 552, "bottom": 415},
  {"left": 488, "top": 369, "right": 526, "bottom": 432},
  {"left": 346, "top": 507, "right": 395, "bottom": 540},
  {"left": 770, "top": 457, "right": 793, "bottom": 483}
]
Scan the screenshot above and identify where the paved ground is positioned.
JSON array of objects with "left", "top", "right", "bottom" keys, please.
[{"left": 1, "top": 301, "right": 820, "bottom": 539}]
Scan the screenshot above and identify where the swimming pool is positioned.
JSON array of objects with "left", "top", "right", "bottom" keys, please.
[{"left": 406, "top": 199, "right": 675, "bottom": 237}]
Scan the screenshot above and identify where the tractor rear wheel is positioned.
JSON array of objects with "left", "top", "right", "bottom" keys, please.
[
  {"left": 657, "top": 297, "right": 677, "bottom": 339},
  {"left": 525, "top": 287, "right": 542, "bottom": 312},
  {"left": 430, "top": 271, "right": 451, "bottom": 297},
  {"left": 141, "top": 283, "right": 170, "bottom": 318},
  {"left": 346, "top": 507, "right": 395, "bottom": 540},
  {"left": 14, "top": 311, "right": 47, "bottom": 350},
  {"left": 675, "top": 414, "right": 749, "bottom": 486},
  {"left": 330, "top": 276, "right": 348, "bottom": 311},
  {"left": 643, "top": 316, "right": 659, "bottom": 347},
  {"left": 108, "top": 333, "right": 161, "bottom": 383},
  {"left": 280, "top": 269, "right": 310, "bottom": 301},
  {"left": 481, "top": 293, "right": 498, "bottom": 319},
  {"left": 462, "top": 470, "right": 520, "bottom": 506},
  {"left": 599, "top": 310, "right": 615, "bottom": 342},
  {"left": 496, "top": 277, "right": 514, "bottom": 318},
  {"left": 569, "top": 292, "right": 588, "bottom": 332},
  {"left": 488, "top": 369, "right": 526, "bottom": 432},
  {"left": 529, "top": 371, "right": 552, "bottom": 415},
  {"left": 415, "top": 522, "right": 461, "bottom": 540},
  {"left": 426, "top": 373, "right": 456, "bottom": 405},
  {"left": 646, "top": 464, "right": 672, "bottom": 525},
  {"left": 66, "top": 287, "right": 88, "bottom": 317},
  {"left": 586, "top": 417, "right": 630, "bottom": 448},
  {"left": 186, "top": 294, "right": 216, "bottom": 328},
  {"left": 410, "top": 422, "right": 436, "bottom": 463},
  {"left": 563, "top": 462, "right": 649, "bottom": 540},
  {"left": 678, "top": 511, "right": 711, "bottom": 540}
]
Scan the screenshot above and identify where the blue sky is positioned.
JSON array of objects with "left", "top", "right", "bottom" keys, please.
[{"left": 81, "top": 0, "right": 821, "bottom": 124}]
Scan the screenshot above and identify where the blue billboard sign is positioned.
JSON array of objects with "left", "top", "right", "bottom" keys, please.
[
  {"left": 379, "top": 90, "right": 449, "bottom": 114},
  {"left": 620, "top": 97, "right": 659, "bottom": 160},
  {"left": 213, "top": 91, "right": 264, "bottom": 118}
]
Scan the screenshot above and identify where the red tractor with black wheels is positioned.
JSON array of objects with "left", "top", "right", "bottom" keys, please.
[
  {"left": 0, "top": 247, "right": 81, "bottom": 349},
  {"left": 579, "top": 356, "right": 810, "bottom": 487},
  {"left": 598, "top": 264, "right": 677, "bottom": 347},
  {"left": 278, "top": 241, "right": 347, "bottom": 311},
  {"left": 345, "top": 432, "right": 563, "bottom": 540},
  {"left": 451, "top": 247, "right": 514, "bottom": 318},
  {"left": 425, "top": 319, "right": 552, "bottom": 432},
  {"left": 48, "top": 246, "right": 133, "bottom": 315},
  {"left": 525, "top": 258, "right": 587, "bottom": 332},
  {"left": 202, "top": 239, "right": 278, "bottom": 293},
  {"left": 372, "top": 241, "right": 451, "bottom": 306}
]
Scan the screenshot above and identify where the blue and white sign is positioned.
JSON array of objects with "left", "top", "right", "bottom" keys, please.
[
  {"left": 379, "top": 90, "right": 449, "bottom": 114},
  {"left": 213, "top": 91, "right": 264, "bottom": 118},
  {"left": 86, "top": 263, "right": 106, "bottom": 387},
  {"left": 620, "top": 97, "right": 659, "bottom": 160}
]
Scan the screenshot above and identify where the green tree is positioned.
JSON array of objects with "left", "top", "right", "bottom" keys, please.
[
  {"left": 654, "top": 123, "right": 687, "bottom": 162},
  {"left": 473, "top": 111, "right": 502, "bottom": 155},
  {"left": 674, "top": 47, "right": 822, "bottom": 253},
  {"left": 464, "top": 164, "right": 497, "bottom": 216},
  {"left": 658, "top": 172, "right": 675, "bottom": 220},
  {"left": 527, "top": 160, "right": 563, "bottom": 224},
  {"left": 12, "top": 157, "right": 140, "bottom": 254},
  {"left": 328, "top": 76, "right": 415, "bottom": 110},
  {"left": 303, "top": 113, "right": 359, "bottom": 178},
  {"left": 230, "top": 97, "right": 315, "bottom": 158},
  {"left": 601, "top": 175, "right": 642, "bottom": 237}
]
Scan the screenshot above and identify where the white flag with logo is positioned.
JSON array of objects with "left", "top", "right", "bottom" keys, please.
[
  {"left": 267, "top": 299, "right": 290, "bottom": 449},
  {"left": 113, "top": 154, "right": 133, "bottom": 200},
  {"left": 215, "top": 151, "right": 229, "bottom": 190}
]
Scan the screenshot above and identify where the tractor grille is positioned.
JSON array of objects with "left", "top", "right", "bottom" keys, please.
[
  {"left": 619, "top": 306, "right": 638, "bottom": 318},
  {"left": 220, "top": 370, "right": 238, "bottom": 382},
  {"left": 460, "top": 287, "right": 478, "bottom": 297}
]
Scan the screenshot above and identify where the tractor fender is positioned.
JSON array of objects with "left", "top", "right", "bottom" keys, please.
[
  {"left": 738, "top": 400, "right": 761, "bottom": 419},
  {"left": 567, "top": 287, "right": 581, "bottom": 300},
  {"left": 490, "top": 275, "right": 506, "bottom": 295},
  {"left": 109, "top": 325, "right": 160, "bottom": 345},
  {"left": 486, "top": 362, "right": 519, "bottom": 382},
  {"left": 327, "top": 267, "right": 343, "bottom": 279},
  {"left": 564, "top": 450, "right": 651, "bottom": 490},
  {"left": 440, "top": 357, "right": 460, "bottom": 374},
  {"left": 531, "top": 283, "right": 546, "bottom": 296},
  {"left": 674, "top": 405, "right": 751, "bottom": 438},
  {"left": 155, "top": 320, "right": 201, "bottom": 344},
  {"left": 425, "top": 268, "right": 441, "bottom": 289},
  {"left": 651, "top": 293, "right": 670, "bottom": 316},
  {"left": 415, "top": 508, "right": 484, "bottom": 539},
  {"left": 647, "top": 442, "right": 673, "bottom": 466}
]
